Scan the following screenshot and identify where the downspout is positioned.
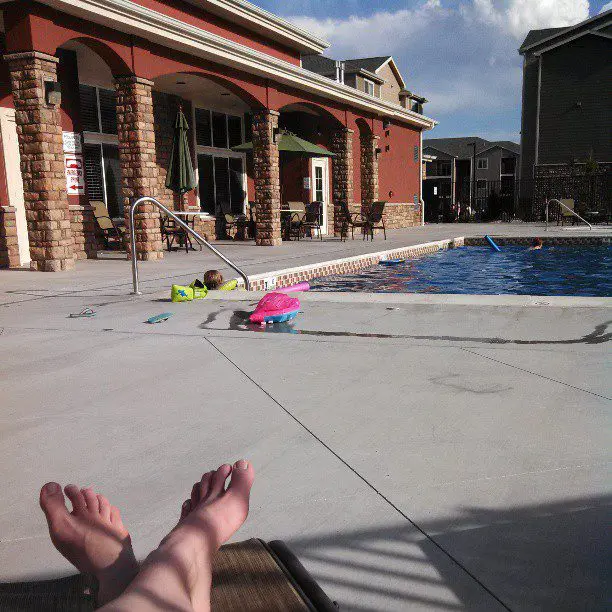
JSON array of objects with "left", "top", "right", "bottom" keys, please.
[{"left": 420, "top": 130, "right": 424, "bottom": 225}]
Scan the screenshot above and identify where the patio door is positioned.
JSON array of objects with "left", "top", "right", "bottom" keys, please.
[
  {"left": 311, "top": 157, "right": 329, "bottom": 234},
  {"left": 0, "top": 107, "right": 29, "bottom": 265}
]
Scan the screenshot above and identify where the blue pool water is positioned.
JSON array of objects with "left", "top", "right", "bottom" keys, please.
[{"left": 311, "top": 245, "right": 612, "bottom": 297}]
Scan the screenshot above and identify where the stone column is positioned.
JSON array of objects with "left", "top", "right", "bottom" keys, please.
[
  {"left": 330, "top": 128, "right": 354, "bottom": 236},
  {"left": 0, "top": 206, "right": 20, "bottom": 268},
  {"left": 115, "top": 75, "right": 162, "bottom": 260},
  {"left": 360, "top": 132, "right": 380, "bottom": 213},
  {"left": 5, "top": 51, "right": 74, "bottom": 271},
  {"left": 252, "top": 110, "right": 281, "bottom": 246}
]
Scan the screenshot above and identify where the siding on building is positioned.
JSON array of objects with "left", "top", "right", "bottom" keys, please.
[{"left": 538, "top": 35, "right": 611, "bottom": 165}]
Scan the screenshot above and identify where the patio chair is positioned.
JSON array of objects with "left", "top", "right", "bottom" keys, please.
[
  {"left": 0, "top": 539, "right": 338, "bottom": 611},
  {"left": 161, "top": 216, "right": 192, "bottom": 253},
  {"left": 339, "top": 201, "right": 368, "bottom": 241},
  {"left": 224, "top": 213, "right": 248, "bottom": 240},
  {"left": 364, "top": 201, "right": 387, "bottom": 240},
  {"left": 283, "top": 202, "right": 306, "bottom": 241},
  {"left": 300, "top": 201, "right": 323, "bottom": 241},
  {"left": 91, "top": 200, "right": 124, "bottom": 250},
  {"left": 558, "top": 199, "right": 576, "bottom": 226}
]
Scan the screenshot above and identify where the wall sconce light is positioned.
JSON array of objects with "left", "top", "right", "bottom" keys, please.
[
  {"left": 388, "top": 190, "right": 394, "bottom": 198},
  {"left": 385, "top": 144, "right": 390, "bottom": 152},
  {"left": 273, "top": 127, "right": 280, "bottom": 143},
  {"left": 382, "top": 118, "right": 391, "bottom": 130},
  {"left": 375, "top": 147, "right": 382, "bottom": 157},
  {"left": 44, "top": 80, "right": 62, "bottom": 106}
]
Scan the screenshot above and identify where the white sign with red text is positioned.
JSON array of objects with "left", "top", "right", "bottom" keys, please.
[{"left": 64, "top": 154, "right": 85, "bottom": 195}]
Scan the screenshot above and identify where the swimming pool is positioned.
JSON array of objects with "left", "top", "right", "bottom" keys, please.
[{"left": 310, "top": 245, "right": 612, "bottom": 297}]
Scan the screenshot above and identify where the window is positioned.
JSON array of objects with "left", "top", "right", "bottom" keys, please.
[
  {"left": 411, "top": 100, "right": 423, "bottom": 114},
  {"left": 476, "top": 158, "right": 488, "bottom": 170},
  {"left": 83, "top": 143, "right": 123, "bottom": 217},
  {"left": 79, "top": 85, "right": 117, "bottom": 135},
  {"left": 430, "top": 160, "right": 451, "bottom": 176},
  {"left": 364, "top": 79, "right": 375, "bottom": 96},
  {"left": 194, "top": 107, "right": 246, "bottom": 215},
  {"left": 476, "top": 179, "right": 487, "bottom": 196},
  {"left": 501, "top": 157, "right": 516, "bottom": 175}
]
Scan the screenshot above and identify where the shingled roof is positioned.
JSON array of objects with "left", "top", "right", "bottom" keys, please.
[
  {"left": 301, "top": 55, "right": 392, "bottom": 77},
  {"left": 423, "top": 137, "right": 519, "bottom": 158}
]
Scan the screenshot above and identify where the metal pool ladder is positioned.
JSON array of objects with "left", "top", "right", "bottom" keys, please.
[
  {"left": 129, "top": 196, "right": 251, "bottom": 294},
  {"left": 544, "top": 198, "right": 592, "bottom": 231}
]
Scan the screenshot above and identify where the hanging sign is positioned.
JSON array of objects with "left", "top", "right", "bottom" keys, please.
[{"left": 64, "top": 154, "right": 85, "bottom": 195}]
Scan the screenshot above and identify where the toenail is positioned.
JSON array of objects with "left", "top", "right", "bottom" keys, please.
[
  {"left": 234, "top": 460, "right": 249, "bottom": 470},
  {"left": 45, "top": 483, "right": 60, "bottom": 494}
]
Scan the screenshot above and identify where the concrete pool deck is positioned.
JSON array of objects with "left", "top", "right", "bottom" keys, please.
[{"left": 0, "top": 222, "right": 611, "bottom": 610}]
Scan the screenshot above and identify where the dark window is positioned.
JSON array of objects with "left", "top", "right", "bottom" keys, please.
[
  {"left": 477, "top": 158, "right": 488, "bottom": 170},
  {"left": 79, "top": 85, "right": 99, "bottom": 133},
  {"left": 102, "top": 144, "right": 122, "bottom": 216},
  {"left": 430, "top": 160, "right": 451, "bottom": 176},
  {"left": 212, "top": 112, "right": 228, "bottom": 148},
  {"left": 99, "top": 89, "right": 117, "bottom": 135},
  {"left": 214, "top": 156, "right": 230, "bottom": 214},
  {"left": 229, "top": 157, "right": 245, "bottom": 214},
  {"left": 227, "top": 115, "right": 242, "bottom": 149},
  {"left": 197, "top": 154, "right": 215, "bottom": 214},
  {"left": 195, "top": 109, "right": 212, "bottom": 147},
  {"left": 501, "top": 157, "right": 516, "bottom": 174},
  {"left": 476, "top": 179, "right": 487, "bottom": 195},
  {"left": 243, "top": 113, "right": 252, "bottom": 143},
  {"left": 83, "top": 144, "right": 104, "bottom": 200}
]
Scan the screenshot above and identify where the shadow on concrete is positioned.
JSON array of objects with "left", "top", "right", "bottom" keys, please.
[{"left": 287, "top": 494, "right": 611, "bottom": 611}]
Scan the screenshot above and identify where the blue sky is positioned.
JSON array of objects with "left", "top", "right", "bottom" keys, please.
[{"left": 254, "top": 0, "right": 611, "bottom": 143}]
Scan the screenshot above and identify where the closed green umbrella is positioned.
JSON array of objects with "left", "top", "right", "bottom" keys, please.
[
  {"left": 165, "top": 108, "right": 196, "bottom": 194},
  {"left": 232, "top": 130, "right": 336, "bottom": 157}
]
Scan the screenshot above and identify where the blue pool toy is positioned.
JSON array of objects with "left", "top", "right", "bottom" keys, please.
[
  {"left": 146, "top": 312, "right": 173, "bottom": 324},
  {"left": 485, "top": 235, "right": 501, "bottom": 252},
  {"left": 380, "top": 258, "right": 405, "bottom": 266}
]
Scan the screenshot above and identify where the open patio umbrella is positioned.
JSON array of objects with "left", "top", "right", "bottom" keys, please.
[
  {"left": 232, "top": 130, "right": 336, "bottom": 157},
  {"left": 165, "top": 107, "right": 196, "bottom": 194}
]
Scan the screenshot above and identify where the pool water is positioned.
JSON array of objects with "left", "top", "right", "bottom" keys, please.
[{"left": 311, "top": 245, "right": 612, "bottom": 297}]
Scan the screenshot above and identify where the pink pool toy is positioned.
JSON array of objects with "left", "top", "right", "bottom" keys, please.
[
  {"left": 275, "top": 281, "right": 310, "bottom": 293},
  {"left": 250, "top": 292, "right": 300, "bottom": 324}
]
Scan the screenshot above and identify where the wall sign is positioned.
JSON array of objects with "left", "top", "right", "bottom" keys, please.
[
  {"left": 64, "top": 154, "right": 85, "bottom": 195},
  {"left": 62, "top": 131, "right": 82, "bottom": 154},
  {"left": 303, "top": 177, "right": 311, "bottom": 190}
]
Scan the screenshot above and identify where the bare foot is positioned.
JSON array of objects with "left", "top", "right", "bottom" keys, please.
[
  {"left": 101, "top": 460, "right": 254, "bottom": 611},
  {"left": 40, "top": 482, "right": 138, "bottom": 605}
]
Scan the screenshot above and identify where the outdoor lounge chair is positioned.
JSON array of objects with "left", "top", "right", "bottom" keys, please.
[
  {"left": 0, "top": 539, "right": 338, "bottom": 611},
  {"left": 364, "top": 201, "right": 387, "bottom": 240},
  {"left": 91, "top": 200, "right": 124, "bottom": 250},
  {"left": 283, "top": 202, "right": 306, "bottom": 241},
  {"left": 558, "top": 199, "right": 576, "bottom": 225},
  {"left": 339, "top": 201, "right": 368, "bottom": 241}
]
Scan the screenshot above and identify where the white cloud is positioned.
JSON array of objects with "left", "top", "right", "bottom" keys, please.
[
  {"left": 287, "top": 0, "right": 592, "bottom": 139},
  {"left": 600, "top": 1, "right": 612, "bottom": 12}
]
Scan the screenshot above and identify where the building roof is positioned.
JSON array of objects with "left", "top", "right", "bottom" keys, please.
[
  {"left": 301, "top": 55, "right": 392, "bottom": 77},
  {"left": 343, "top": 56, "right": 391, "bottom": 73},
  {"left": 423, "top": 137, "right": 519, "bottom": 158},
  {"left": 519, "top": 10, "right": 611, "bottom": 54}
]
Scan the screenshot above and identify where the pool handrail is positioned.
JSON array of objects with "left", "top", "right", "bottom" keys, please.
[
  {"left": 545, "top": 199, "right": 592, "bottom": 231},
  {"left": 129, "top": 196, "right": 250, "bottom": 294}
]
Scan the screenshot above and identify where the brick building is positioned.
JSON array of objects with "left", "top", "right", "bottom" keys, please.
[{"left": 0, "top": 0, "right": 435, "bottom": 271}]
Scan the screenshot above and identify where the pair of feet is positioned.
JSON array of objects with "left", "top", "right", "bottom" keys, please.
[{"left": 39, "top": 461, "right": 255, "bottom": 610}]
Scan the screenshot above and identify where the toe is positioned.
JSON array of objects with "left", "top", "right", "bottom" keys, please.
[
  {"left": 110, "top": 506, "right": 123, "bottom": 528},
  {"left": 64, "top": 485, "right": 87, "bottom": 514},
  {"left": 40, "top": 482, "right": 70, "bottom": 528},
  {"left": 98, "top": 494, "right": 111, "bottom": 521},
  {"left": 190, "top": 481, "right": 201, "bottom": 507},
  {"left": 199, "top": 472, "right": 213, "bottom": 502},
  {"left": 82, "top": 488, "right": 99, "bottom": 513},
  {"left": 226, "top": 460, "right": 255, "bottom": 501},
  {"left": 180, "top": 500, "right": 191, "bottom": 520},
  {"left": 208, "top": 464, "right": 232, "bottom": 500}
]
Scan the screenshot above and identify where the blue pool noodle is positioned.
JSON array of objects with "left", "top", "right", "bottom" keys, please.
[{"left": 485, "top": 235, "right": 501, "bottom": 252}]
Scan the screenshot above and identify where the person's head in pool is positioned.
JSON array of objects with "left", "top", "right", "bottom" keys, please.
[
  {"left": 529, "top": 237, "right": 543, "bottom": 250},
  {"left": 204, "top": 269, "right": 223, "bottom": 289}
]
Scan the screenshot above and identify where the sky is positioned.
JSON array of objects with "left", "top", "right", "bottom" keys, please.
[{"left": 253, "top": 0, "right": 611, "bottom": 143}]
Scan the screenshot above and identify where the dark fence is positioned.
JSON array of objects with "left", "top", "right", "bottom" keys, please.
[{"left": 423, "top": 173, "right": 611, "bottom": 223}]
